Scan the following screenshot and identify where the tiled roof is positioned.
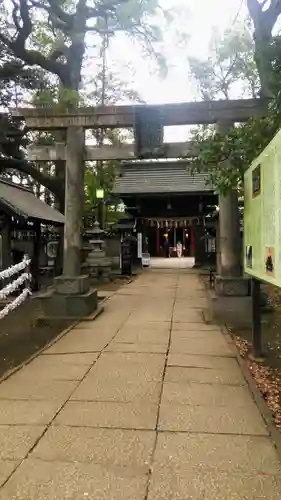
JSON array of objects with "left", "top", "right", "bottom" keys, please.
[
  {"left": 113, "top": 161, "right": 213, "bottom": 195},
  {"left": 0, "top": 179, "right": 65, "bottom": 224}
]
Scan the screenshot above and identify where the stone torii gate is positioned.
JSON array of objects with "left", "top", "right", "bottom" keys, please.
[{"left": 12, "top": 99, "right": 266, "bottom": 320}]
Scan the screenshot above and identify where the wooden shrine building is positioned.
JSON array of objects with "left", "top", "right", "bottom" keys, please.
[
  {"left": 113, "top": 160, "right": 217, "bottom": 261},
  {"left": 0, "top": 179, "right": 65, "bottom": 289}
]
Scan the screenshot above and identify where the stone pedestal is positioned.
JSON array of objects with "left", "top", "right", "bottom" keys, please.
[
  {"left": 207, "top": 289, "right": 252, "bottom": 327},
  {"left": 208, "top": 275, "right": 251, "bottom": 327},
  {"left": 215, "top": 276, "right": 250, "bottom": 297},
  {"left": 54, "top": 275, "right": 90, "bottom": 295},
  {"left": 35, "top": 274, "right": 98, "bottom": 318},
  {"left": 34, "top": 287, "right": 98, "bottom": 319}
]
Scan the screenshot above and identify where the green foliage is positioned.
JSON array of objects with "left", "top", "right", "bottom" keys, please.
[
  {"left": 189, "top": 112, "right": 279, "bottom": 195},
  {"left": 84, "top": 161, "right": 120, "bottom": 225},
  {"left": 0, "top": 0, "right": 167, "bottom": 89},
  {"left": 188, "top": 22, "right": 260, "bottom": 99},
  {"left": 32, "top": 87, "right": 83, "bottom": 109},
  {"left": 186, "top": 21, "right": 276, "bottom": 195}
]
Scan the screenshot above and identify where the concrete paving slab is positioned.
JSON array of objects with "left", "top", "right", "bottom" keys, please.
[
  {"left": 16, "top": 362, "right": 90, "bottom": 381},
  {"left": 71, "top": 379, "right": 162, "bottom": 404},
  {"left": 54, "top": 401, "right": 158, "bottom": 430},
  {"left": 0, "top": 425, "right": 45, "bottom": 460},
  {"left": 170, "top": 338, "right": 233, "bottom": 356},
  {"left": 0, "top": 460, "right": 19, "bottom": 487},
  {"left": 158, "top": 402, "right": 268, "bottom": 435},
  {"left": 81, "top": 316, "right": 129, "bottom": 328},
  {"left": 167, "top": 353, "right": 239, "bottom": 369},
  {"left": 92, "top": 315, "right": 132, "bottom": 326},
  {"left": 127, "top": 312, "right": 172, "bottom": 323},
  {"left": 59, "top": 328, "right": 112, "bottom": 340},
  {"left": 162, "top": 382, "right": 256, "bottom": 407},
  {"left": 172, "top": 322, "right": 221, "bottom": 331},
  {"left": 147, "top": 468, "right": 281, "bottom": 500},
  {"left": 0, "top": 459, "right": 149, "bottom": 500},
  {"left": 39, "top": 353, "right": 99, "bottom": 365},
  {"left": 0, "top": 270, "right": 279, "bottom": 499},
  {"left": 176, "top": 291, "right": 206, "bottom": 298},
  {"left": 125, "top": 319, "right": 171, "bottom": 327},
  {"left": 99, "top": 352, "right": 166, "bottom": 365},
  {"left": 173, "top": 309, "right": 203, "bottom": 323},
  {"left": 44, "top": 337, "right": 108, "bottom": 354},
  {"left": 165, "top": 366, "right": 246, "bottom": 385},
  {"left": 33, "top": 427, "right": 155, "bottom": 467},
  {"left": 105, "top": 343, "right": 167, "bottom": 353},
  {"left": 0, "top": 400, "right": 62, "bottom": 425},
  {"left": 174, "top": 298, "right": 207, "bottom": 309},
  {"left": 114, "top": 329, "right": 169, "bottom": 344},
  {"left": 153, "top": 432, "right": 281, "bottom": 474},
  {"left": 170, "top": 329, "right": 225, "bottom": 340},
  {"left": 74, "top": 323, "right": 119, "bottom": 334},
  {"left": 119, "top": 322, "right": 170, "bottom": 332},
  {"left": 86, "top": 359, "right": 165, "bottom": 382},
  {"left": 0, "top": 378, "right": 78, "bottom": 401}
]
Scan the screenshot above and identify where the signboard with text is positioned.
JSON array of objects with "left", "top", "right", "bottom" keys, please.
[{"left": 244, "top": 128, "right": 281, "bottom": 286}]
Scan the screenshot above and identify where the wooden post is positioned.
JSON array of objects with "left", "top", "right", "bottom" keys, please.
[
  {"left": 1, "top": 215, "right": 12, "bottom": 270},
  {"left": 251, "top": 278, "right": 262, "bottom": 359},
  {"left": 63, "top": 126, "right": 85, "bottom": 276},
  {"left": 24, "top": 253, "right": 31, "bottom": 293},
  {"left": 31, "top": 221, "right": 41, "bottom": 291},
  {"left": 190, "top": 227, "right": 195, "bottom": 257},
  {"left": 156, "top": 224, "right": 160, "bottom": 256}
]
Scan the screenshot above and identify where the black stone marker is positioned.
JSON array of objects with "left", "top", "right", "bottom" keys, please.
[{"left": 121, "top": 240, "right": 132, "bottom": 276}]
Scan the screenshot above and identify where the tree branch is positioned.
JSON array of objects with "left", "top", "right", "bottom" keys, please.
[
  {"left": 0, "top": 0, "right": 70, "bottom": 84},
  {"left": 29, "top": 0, "right": 73, "bottom": 25},
  {"left": 0, "top": 157, "right": 63, "bottom": 199},
  {"left": 247, "top": 0, "right": 281, "bottom": 35}
]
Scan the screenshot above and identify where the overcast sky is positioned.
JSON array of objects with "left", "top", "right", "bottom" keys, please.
[
  {"left": 87, "top": 0, "right": 247, "bottom": 140},
  {"left": 105, "top": 0, "right": 247, "bottom": 104}
]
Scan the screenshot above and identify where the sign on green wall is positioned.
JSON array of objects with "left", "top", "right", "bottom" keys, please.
[{"left": 244, "top": 128, "right": 281, "bottom": 286}]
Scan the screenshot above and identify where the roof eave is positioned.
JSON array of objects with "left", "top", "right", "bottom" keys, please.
[{"left": 113, "top": 190, "right": 215, "bottom": 197}]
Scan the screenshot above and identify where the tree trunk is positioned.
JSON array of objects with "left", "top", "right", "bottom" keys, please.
[{"left": 253, "top": 34, "right": 275, "bottom": 97}]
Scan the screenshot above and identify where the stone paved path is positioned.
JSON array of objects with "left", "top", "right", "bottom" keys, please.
[{"left": 0, "top": 270, "right": 281, "bottom": 499}]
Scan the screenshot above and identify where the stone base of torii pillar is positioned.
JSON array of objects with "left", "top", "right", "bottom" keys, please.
[
  {"left": 207, "top": 190, "right": 252, "bottom": 328},
  {"left": 34, "top": 275, "right": 99, "bottom": 320}
]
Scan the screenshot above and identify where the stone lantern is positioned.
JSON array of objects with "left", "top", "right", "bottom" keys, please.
[{"left": 82, "top": 221, "right": 111, "bottom": 282}]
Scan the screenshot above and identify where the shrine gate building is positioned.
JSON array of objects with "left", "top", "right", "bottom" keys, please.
[{"left": 113, "top": 160, "right": 217, "bottom": 262}]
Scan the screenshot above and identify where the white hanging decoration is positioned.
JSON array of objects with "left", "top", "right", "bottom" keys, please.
[
  {"left": 0, "top": 255, "right": 32, "bottom": 320},
  {"left": 0, "top": 273, "right": 31, "bottom": 300},
  {"left": 0, "top": 256, "right": 31, "bottom": 281},
  {"left": 0, "top": 289, "right": 32, "bottom": 320}
]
